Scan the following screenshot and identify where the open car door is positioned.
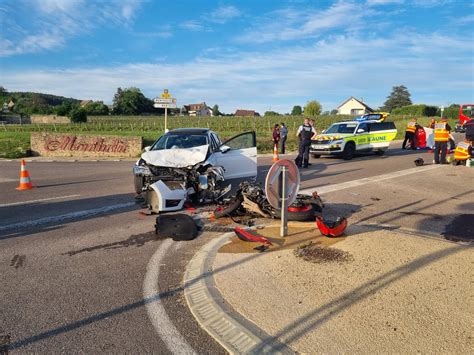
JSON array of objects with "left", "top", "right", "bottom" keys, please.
[{"left": 214, "top": 131, "right": 257, "bottom": 179}]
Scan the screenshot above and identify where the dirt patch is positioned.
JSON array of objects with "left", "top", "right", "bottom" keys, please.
[
  {"left": 294, "top": 241, "right": 353, "bottom": 263},
  {"left": 442, "top": 214, "right": 474, "bottom": 242},
  {"left": 219, "top": 224, "right": 345, "bottom": 254}
]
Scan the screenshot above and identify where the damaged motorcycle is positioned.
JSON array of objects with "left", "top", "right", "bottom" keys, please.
[{"left": 214, "top": 181, "right": 324, "bottom": 221}]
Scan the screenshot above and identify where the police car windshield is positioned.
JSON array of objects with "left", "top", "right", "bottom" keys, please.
[
  {"left": 325, "top": 123, "right": 357, "bottom": 134},
  {"left": 151, "top": 134, "right": 208, "bottom": 150}
]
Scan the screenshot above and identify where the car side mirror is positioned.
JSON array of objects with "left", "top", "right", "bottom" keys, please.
[
  {"left": 219, "top": 145, "right": 231, "bottom": 153},
  {"left": 144, "top": 146, "right": 151, "bottom": 152},
  {"left": 357, "top": 128, "right": 365, "bottom": 134}
]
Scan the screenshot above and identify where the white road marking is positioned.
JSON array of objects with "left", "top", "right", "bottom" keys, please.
[
  {"left": 0, "top": 202, "right": 135, "bottom": 231},
  {"left": 299, "top": 164, "right": 441, "bottom": 195},
  {"left": 143, "top": 239, "right": 195, "bottom": 354},
  {"left": 0, "top": 178, "right": 17, "bottom": 183},
  {"left": 0, "top": 194, "right": 81, "bottom": 207}
]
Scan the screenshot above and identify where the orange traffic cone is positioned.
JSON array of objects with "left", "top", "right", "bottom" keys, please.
[
  {"left": 272, "top": 144, "right": 279, "bottom": 162},
  {"left": 16, "top": 160, "right": 33, "bottom": 190}
]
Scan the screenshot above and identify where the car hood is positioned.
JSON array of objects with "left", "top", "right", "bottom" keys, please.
[
  {"left": 141, "top": 144, "right": 209, "bottom": 168},
  {"left": 313, "top": 133, "right": 351, "bottom": 141}
]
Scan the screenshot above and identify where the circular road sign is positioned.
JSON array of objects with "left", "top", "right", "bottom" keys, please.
[{"left": 265, "top": 159, "right": 300, "bottom": 210}]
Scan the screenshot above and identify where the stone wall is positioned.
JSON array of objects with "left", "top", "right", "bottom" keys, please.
[
  {"left": 30, "top": 115, "right": 70, "bottom": 124},
  {"left": 31, "top": 132, "right": 143, "bottom": 158}
]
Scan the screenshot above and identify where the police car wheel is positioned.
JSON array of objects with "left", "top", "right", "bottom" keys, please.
[
  {"left": 312, "top": 154, "right": 321, "bottom": 159},
  {"left": 342, "top": 143, "right": 355, "bottom": 160}
]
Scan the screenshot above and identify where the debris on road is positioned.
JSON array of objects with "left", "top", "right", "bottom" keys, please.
[
  {"left": 155, "top": 214, "right": 198, "bottom": 241},
  {"left": 316, "top": 216, "right": 348, "bottom": 237},
  {"left": 234, "top": 227, "right": 273, "bottom": 246},
  {"left": 294, "top": 241, "right": 353, "bottom": 263}
]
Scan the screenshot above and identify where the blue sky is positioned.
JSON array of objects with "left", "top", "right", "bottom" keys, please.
[{"left": 0, "top": 0, "right": 473, "bottom": 114}]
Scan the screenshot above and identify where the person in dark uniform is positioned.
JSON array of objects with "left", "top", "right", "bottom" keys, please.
[{"left": 295, "top": 118, "right": 316, "bottom": 168}]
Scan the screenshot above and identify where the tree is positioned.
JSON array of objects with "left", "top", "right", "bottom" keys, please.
[
  {"left": 112, "top": 87, "right": 153, "bottom": 115},
  {"left": 382, "top": 85, "right": 412, "bottom": 112},
  {"left": 55, "top": 101, "right": 77, "bottom": 116},
  {"left": 304, "top": 100, "right": 322, "bottom": 116},
  {"left": 0, "top": 87, "right": 7, "bottom": 97},
  {"left": 83, "top": 101, "right": 109, "bottom": 115},
  {"left": 291, "top": 105, "right": 302, "bottom": 115},
  {"left": 69, "top": 108, "right": 87, "bottom": 123},
  {"left": 264, "top": 110, "right": 280, "bottom": 117},
  {"left": 211, "top": 104, "right": 220, "bottom": 116}
]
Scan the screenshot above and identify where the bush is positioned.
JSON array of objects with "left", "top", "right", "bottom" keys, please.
[
  {"left": 69, "top": 108, "right": 87, "bottom": 123},
  {"left": 437, "top": 105, "right": 459, "bottom": 119},
  {"left": 391, "top": 104, "right": 438, "bottom": 117}
]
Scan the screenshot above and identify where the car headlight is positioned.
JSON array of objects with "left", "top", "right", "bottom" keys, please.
[
  {"left": 133, "top": 165, "right": 152, "bottom": 176},
  {"left": 332, "top": 139, "right": 343, "bottom": 144}
]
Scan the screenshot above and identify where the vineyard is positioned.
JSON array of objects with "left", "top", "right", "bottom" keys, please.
[{"left": 0, "top": 115, "right": 452, "bottom": 158}]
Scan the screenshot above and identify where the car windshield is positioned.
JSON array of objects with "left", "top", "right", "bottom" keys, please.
[
  {"left": 325, "top": 123, "right": 357, "bottom": 134},
  {"left": 151, "top": 134, "right": 208, "bottom": 150}
]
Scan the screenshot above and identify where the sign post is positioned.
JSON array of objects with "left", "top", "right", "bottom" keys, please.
[
  {"left": 154, "top": 89, "right": 177, "bottom": 133},
  {"left": 265, "top": 159, "right": 300, "bottom": 237},
  {"left": 440, "top": 105, "right": 444, "bottom": 119}
]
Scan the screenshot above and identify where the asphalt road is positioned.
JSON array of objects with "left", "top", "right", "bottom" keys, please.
[{"left": 0, "top": 137, "right": 470, "bottom": 353}]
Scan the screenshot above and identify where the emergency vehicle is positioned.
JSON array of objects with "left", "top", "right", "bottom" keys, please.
[{"left": 310, "top": 112, "right": 397, "bottom": 160}]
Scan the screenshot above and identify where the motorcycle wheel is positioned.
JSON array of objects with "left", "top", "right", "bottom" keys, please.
[
  {"left": 274, "top": 204, "right": 315, "bottom": 221},
  {"left": 213, "top": 196, "right": 244, "bottom": 218}
]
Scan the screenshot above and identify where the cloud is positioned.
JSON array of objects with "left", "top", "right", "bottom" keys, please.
[
  {"left": 366, "top": 0, "right": 403, "bottom": 4},
  {"left": 2, "top": 31, "right": 472, "bottom": 113},
  {"left": 0, "top": 0, "right": 143, "bottom": 57},
  {"left": 180, "top": 20, "right": 207, "bottom": 32},
  {"left": 236, "top": 2, "right": 370, "bottom": 43},
  {"left": 210, "top": 5, "right": 241, "bottom": 23}
]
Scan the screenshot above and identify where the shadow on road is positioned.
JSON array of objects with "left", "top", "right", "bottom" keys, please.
[{"left": 0, "top": 193, "right": 140, "bottom": 241}]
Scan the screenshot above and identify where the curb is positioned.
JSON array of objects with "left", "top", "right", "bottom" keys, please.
[{"left": 183, "top": 232, "right": 294, "bottom": 354}]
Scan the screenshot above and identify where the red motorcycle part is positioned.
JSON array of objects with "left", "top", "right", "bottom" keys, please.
[
  {"left": 316, "top": 216, "right": 348, "bottom": 237},
  {"left": 234, "top": 227, "right": 273, "bottom": 246}
]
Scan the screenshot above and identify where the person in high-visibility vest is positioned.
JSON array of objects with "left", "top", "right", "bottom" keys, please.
[
  {"left": 453, "top": 139, "right": 472, "bottom": 165},
  {"left": 433, "top": 117, "right": 451, "bottom": 164},
  {"left": 402, "top": 118, "right": 419, "bottom": 149}
]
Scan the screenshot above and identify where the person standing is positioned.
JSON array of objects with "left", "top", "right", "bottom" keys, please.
[
  {"left": 279, "top": 122, "right": 288, "bottom": 154},
  {"left": 296, "top": 118, "right": 316, "bottom": 168},
  {"left": 272, "top": 124, "right": 280, "bottom": 152},
  {"left": 403, "top": 118, "right": 418, "bottom": 149},
  {"left": 434, "top": 117, "right": 451, "bottom": 164}
]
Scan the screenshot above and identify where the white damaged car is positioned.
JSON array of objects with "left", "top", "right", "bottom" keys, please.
[{"left": 133, "top": 128, "right": 257, "bottom": 213}]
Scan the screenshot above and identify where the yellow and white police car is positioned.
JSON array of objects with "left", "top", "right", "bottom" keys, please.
[{"left": 310, "top": 113, "right": 397, "bottom": 160}]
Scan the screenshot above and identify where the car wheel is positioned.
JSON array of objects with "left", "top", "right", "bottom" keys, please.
[
  {"left": 213, "top": 196, "right": 243, "bottom": 218},
  {"left": 342, "top": 142, "right": 355, "bottom": 160},
  {"left": 134, "top": 175, "right": 144, "bottom": 194},
  {"left": 312, "top": 154, "right": 321, "bottom": 159},
  {"left": 375, "top": 150, "right": 385, "bottom": 156},
  {"left": 274, "top": 205, "right": 315, "bottom": 221}
]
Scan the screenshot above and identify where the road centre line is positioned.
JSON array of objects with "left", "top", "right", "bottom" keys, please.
[
  {"left": 143, "top": 239, "right": 196, "bottom": 354},
  {"left": 0, "top": 194, "right": 81, "bottom": 208},
  {"left": 299, "top": 164, "right": 441, "bottom": 195},
  {"left": 0, "top": 202, "right": 135, "bottom": 231}
]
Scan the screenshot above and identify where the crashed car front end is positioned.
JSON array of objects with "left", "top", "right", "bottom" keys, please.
[{"left": 133, "top": 145, "right": 229, "bottom": 213}]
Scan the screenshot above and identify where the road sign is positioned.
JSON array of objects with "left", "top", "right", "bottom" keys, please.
[
  {"left": 265, "top": 159, "right": 300, "bottom": 209},
  {"left": 161, "top": 89, "right": 171, "bottom": 99},
  {"left": 154, "top": 98, "right": 175, "bottom": 104},
  {"left": 154, "top": 103, "right": 177, "bottom": 109}
]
